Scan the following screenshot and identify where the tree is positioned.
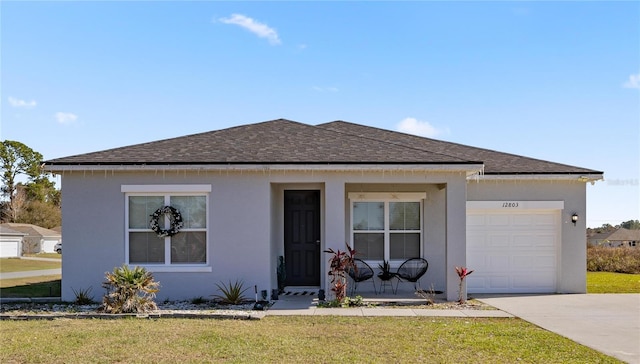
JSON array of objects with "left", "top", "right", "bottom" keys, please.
[
  {"left": 620, "top": 220, "right": 640, "bottom": 230},
  {"left": 15, "top": 200, "right": 61, "bottom": 229},
  {"left": 0, "top": 140, "right": 60, "bottom": 225}
]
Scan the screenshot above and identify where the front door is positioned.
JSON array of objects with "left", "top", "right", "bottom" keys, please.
[{"left": 284, "top": 190, "right": 321, "bottom": 286}]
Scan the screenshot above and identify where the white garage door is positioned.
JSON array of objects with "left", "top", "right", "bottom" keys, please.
[
  {"left": 0, "top": 240, "right": 20, "bottom": 258},
  {"left": 466, "top": 208, "right": 560, "bottom": 293},
  {"left": 42, "top": 240, "right": 58, "bottom": 253}
]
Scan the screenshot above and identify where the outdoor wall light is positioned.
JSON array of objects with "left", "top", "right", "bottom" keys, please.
[{"left": 571, "top": 213, "right": 579, "bottom": 226}]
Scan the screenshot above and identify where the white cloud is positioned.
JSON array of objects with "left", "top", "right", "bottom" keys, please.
[
  {"left": 396, "top": 117, "right": 449, "bottom": 138},
  {"left": 8, "top": 97, "right": 36, "bottom": 108},
  {"left": 623, "top": 73, "right": 640, "bottom": 89},
  {"left": 55, "top": 112, "right": 78, "bottom": 125},
  {"left": 218, "top": 14, "right": 281, "bottom": 45}
]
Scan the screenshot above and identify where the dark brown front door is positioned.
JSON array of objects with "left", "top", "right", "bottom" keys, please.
[{"left": 284, "top": 190, "right": 321, "bottom": 286}]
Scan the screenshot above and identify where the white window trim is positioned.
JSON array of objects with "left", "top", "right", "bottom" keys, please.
[
  {"left": 349, "top": 193, "right": 425, "bottom": 264},
  {"left": 124, "top": 185, "right": 211, "bottom": 273}
]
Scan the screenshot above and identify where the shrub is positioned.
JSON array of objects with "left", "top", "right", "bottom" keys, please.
[
  {"left": 71, "top": 286, "right": 94, "bottom": 305},
  {"left": 101, "top": 265, "right": 159, "bottom": 313},
  {"left": 318, "top": 295, "right": 366, "bottom": 308},
  {"left": 587, "top": 246, "right": 640, "bottom": 274},
  {"left": 191, "top": 296, "right": 206, "bottom": 304},
  {"left": 323, "top": 243, "right": 356, "bottom": 302},
  {"left": 213, "top": 280, "right": 249, "bottom": 305}
]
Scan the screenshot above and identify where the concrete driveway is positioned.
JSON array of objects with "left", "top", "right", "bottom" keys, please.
[{"left": 478, "top": 294, "right": 640, "bottom": 364}]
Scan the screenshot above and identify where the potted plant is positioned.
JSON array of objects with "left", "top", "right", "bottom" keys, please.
[{"left": 377, "top": 260, "right": 395, "bottom": 281}]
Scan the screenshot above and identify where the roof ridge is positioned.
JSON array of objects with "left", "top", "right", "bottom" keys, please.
[
  {"left": 319, "top": 120, "right": 602, "bottom": 174},
  {"left": 317, "top": 120, "right": 482, "bottom": 164}
]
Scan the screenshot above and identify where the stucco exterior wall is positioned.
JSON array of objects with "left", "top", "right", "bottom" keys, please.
[
  {"left": 60, "top": 169, "right": 587, "bottom": 301},
  {"left": 60, "top": 169, "right": 468, "bottom": 301}
]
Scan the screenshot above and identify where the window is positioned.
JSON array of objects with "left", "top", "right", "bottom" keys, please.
[
  {"left": 123, "top": 185, "right": 210, "bottom": 270},
  {"left": 349, "top": 193, "right": 424, "bottom": 262}
]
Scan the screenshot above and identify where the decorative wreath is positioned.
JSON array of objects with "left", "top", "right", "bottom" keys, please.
[{"left": 149, "top": 206, "right": 184, "bottom": 238}]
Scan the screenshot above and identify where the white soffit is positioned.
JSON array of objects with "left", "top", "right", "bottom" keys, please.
[
  {"left": 47, "top": 163, "right": 485, "bottom": 176},
  {"left": 472, "top": 174, "right": 603, "bottom": 183}
]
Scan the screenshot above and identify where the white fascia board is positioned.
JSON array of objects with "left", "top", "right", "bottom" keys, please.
[
  {"left": 47, "top": 163, "right": 485, "bottom": 176},
  {"left": 471, "top": 173, "right": 604, "bottom": 183}
]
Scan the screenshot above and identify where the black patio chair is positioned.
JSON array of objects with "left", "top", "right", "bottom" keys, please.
[
  {"left": 395, "top": 257, "right": 429, "bottom": 292},
  {"left": 347, "top": 259, "right": 377, "bottom": 296}
]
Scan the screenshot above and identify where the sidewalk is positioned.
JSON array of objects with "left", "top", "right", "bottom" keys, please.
[
  {"left": 0, "top": 256, "right": 62, "bottom": 280},
  {"left": 0, "top": 268, "right": 61, "bottom": 280},
  {"left": 265, "top": 295, "right": 513, "bottom": 318}
]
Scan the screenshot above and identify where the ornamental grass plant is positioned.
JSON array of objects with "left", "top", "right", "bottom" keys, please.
[{"left": 213, "top": 280, "right": 249, "bottom": 305}]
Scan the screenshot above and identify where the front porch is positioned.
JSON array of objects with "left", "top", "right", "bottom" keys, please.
[
  {"left": 277, "top": 284, "right": 446, "bottom": 306},
  {"left": 271, "top": 177, "right": 470, "bottom": 303}
]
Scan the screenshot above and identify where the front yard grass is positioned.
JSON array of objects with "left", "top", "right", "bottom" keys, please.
[
  {"left": 0, "top": 258, "right": 61, "bottom": 273},
  {"left": 0, "top": 276, "right": 61, "bottom": 296},
  {"left": 0, "top": 316, "right": 620, "bottom": 363},
  {"left": 587, "top": 271, "right": 640, "bottom": 293},
  {"left": 23, "top": 253, "right": 61, "bottom": 259}
]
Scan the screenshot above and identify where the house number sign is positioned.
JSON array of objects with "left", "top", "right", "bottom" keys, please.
[{"left": 502, "top": 202, "right": 520, "bottom": 208}]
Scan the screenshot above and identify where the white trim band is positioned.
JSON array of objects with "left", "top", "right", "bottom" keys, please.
[
  {"left": 467, "top": 201, "right": 565, "bottom": 210},
  {"left": 121, "top": 184, "right": 212, "bottom": 193},
  {"left": 348, "top": 192, "right": 427, "bottom": 201}
]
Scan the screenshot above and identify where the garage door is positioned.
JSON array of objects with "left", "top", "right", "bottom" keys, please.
[
  {"left": 0, "top": 240, "right": 20, "bottom": 258},
  {"left": 466, "top": 206, "right": 561, "bottom": 294},
  {"left": 42, "top": 240, "right": 58, "bottom": 253}
]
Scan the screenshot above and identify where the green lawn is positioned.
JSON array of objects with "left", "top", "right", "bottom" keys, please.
[
  {"left": 0, "top": 276, "right": 61, "bottom": 296},
  {"left": 0, "top": 316, "right": 620, "bottom": 363},
  {"left": 0, "top": 271, "right": 634, "bottom": 362},
  {"left": 587, "top": 271, "right": 640, "bottom": 293},
  {"left": 0, "top": 258, "right": 61, "bottom": 273},
  {"left": 23, "top": 253, "right": 61, "bottom": 259}
]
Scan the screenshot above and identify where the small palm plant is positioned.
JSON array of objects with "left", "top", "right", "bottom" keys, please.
[{"left": 101, "top": 265, "right": 160, "bottom": 313}]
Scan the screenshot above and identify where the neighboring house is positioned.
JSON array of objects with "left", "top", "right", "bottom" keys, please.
[
  {"left": 0, "top": 225, "right": 27, "bottom": 258},
  {"left": 588, "top": 228, "right": 640, "bottom": 248},
  {"left": 44, "top": 119, "right": 603, "bottom": 301},
  {"left": 0, "top": 223, "right": 62, "bottom": 254}
]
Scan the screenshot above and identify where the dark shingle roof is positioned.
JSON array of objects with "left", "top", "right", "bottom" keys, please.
[
  {"left": 45, "top": 119, "right": 477, "bottom": 166},
  {"left": 318, "top": 121, "right": 601, "bottom": 175},
  {"left": 44, "top": 118, "right": 602, "bottom": 175}
]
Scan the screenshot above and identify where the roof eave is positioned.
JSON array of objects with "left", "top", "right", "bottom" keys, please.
[
  {"left": 44, "top": 162, "right": 485, "bottom": 176},
  {"left": 474, "top": 173, "right": 604, "bottom": 183}
]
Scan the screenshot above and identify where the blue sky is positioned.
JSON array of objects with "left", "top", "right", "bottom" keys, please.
[{"left": 1, "top": 1, "right": 638, "bottom": 227}]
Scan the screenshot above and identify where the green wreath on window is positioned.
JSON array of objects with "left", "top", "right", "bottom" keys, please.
[{"left": 149, "top": 206, "right": 184, "bottom": 238}]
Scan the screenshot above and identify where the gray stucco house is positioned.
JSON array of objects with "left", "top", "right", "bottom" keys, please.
[{"left": 44, "top": 119, "right": 603, "bottom": 301}]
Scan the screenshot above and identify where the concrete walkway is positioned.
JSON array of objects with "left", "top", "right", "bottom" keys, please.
[
  {"left": 266, "top": 295, "right": 512, "bottom": 317},
  {"left": 478, "top": 294, "right": 640, "bottom": 364},
  {"left": 0, "top": 268, "right": 61, "bottom": 280},
  {"left": 0, "top": 257, "right": 61, "bottom": 280}
]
